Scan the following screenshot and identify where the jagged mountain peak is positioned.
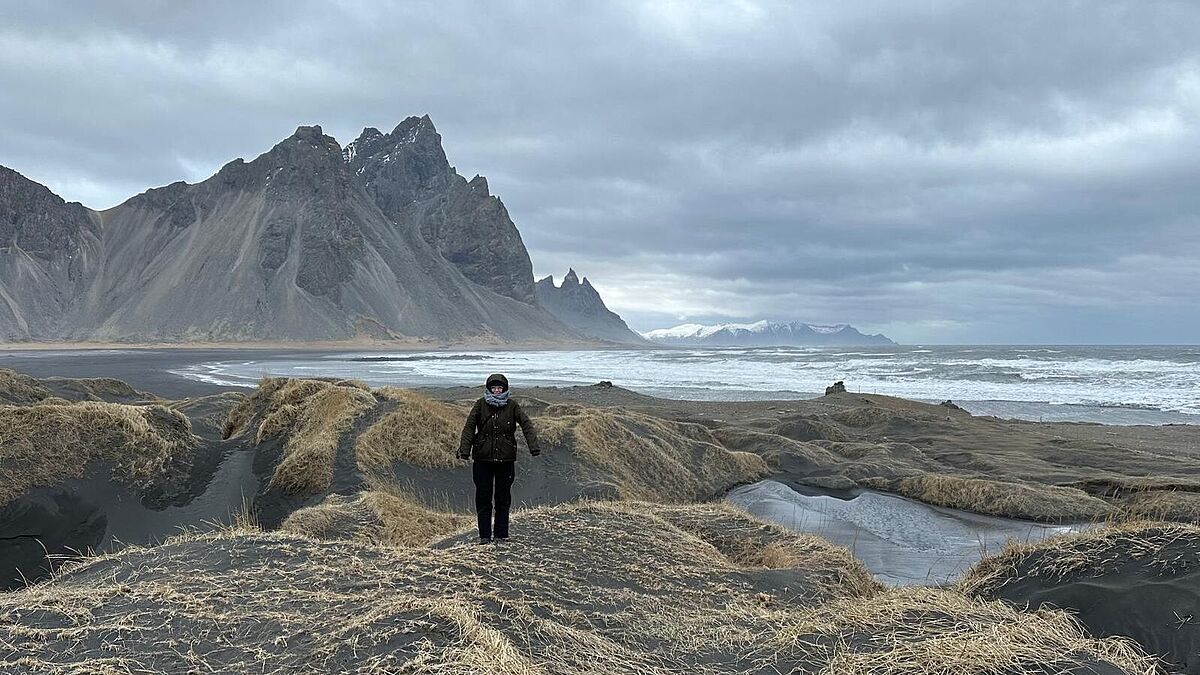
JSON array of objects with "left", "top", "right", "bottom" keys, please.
[
  {"left": 0, "top": 117, "right": 645, "bottom": 345},
  {"left": 345, "top": 115, "right": 535, "bottom": 304},
  {"left": 0, "top": 165, "right": 96, "bottom": 262},
  {"left": 534, "top": 268, "right": 644, "bottom": 344},
  {"left": 467, "top": 175, "right": 489, "bottom": 193},
  {"left": 391, "top": 114, "right": 437, "bottom": 138}
]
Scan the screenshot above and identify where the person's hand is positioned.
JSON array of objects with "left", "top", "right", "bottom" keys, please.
[{"left": 457, "top": 450, "right": 470, "bottom": 460}]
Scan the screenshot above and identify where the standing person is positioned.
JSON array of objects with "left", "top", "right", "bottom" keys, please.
[{"left": 457, "top": 373, "right": 541, "bottom": 545}]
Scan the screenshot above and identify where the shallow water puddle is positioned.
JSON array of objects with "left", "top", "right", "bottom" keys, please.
[{"left": 726, "top": 479, "right": 1083, "bottom": 586}]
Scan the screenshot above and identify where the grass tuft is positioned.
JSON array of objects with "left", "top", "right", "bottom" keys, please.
[
  {"left": 223, "top": 377, "right": 375, "bottom": 495},
  {"left": 538, "top": 403, "right": 768, "bottom": 501},
  {"left": 355, "top": 387, "right": 465, "bottom": 473},
  {"left": 866, "top": 473, "right": 1115, "bottom": 522},
  {"left": 0, "top": 400, "right": 198, "bottom": 506}
]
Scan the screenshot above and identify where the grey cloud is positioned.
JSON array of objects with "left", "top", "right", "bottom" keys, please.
[{"left": 1, "top": 1, "right": 1197, "bottom": 342}]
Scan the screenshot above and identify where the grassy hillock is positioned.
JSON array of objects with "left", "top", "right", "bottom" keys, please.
[
  {"left": 0, "top": 501, "right": 1158, "bottom": 674},
  {"left": 0, "top": 399, "right": 198, "bottom": 507},
  {"left": 961, "top": 521, "right": 1200, "bottom": 674}
]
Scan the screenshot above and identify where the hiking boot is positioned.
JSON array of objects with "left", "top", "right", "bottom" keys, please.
[
  {"left": 494, "top": 536, "right": 508, "bottom": 545},
  {"left": 478, "top": 537, "right": 492, "bottom": 545}
]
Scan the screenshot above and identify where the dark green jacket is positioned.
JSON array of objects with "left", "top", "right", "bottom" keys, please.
[{"left": 457, "top": 398, "right": 541, "bottom": 461}]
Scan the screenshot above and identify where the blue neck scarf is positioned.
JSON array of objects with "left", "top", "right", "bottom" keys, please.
[{"left": 484, "top": 389, "right": 510, "bottom": 407}]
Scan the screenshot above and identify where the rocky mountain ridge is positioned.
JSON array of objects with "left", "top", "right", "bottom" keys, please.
[
  {"left": 0, "top": 117, "right": 638, "bottom": 344},
  {"left": 534, "top": 268, "right": 646, "bottom": 344}
]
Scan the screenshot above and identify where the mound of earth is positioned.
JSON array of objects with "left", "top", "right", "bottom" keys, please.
[
  {"left": 0, "top": 501, "right": 1158, "bottom": 674},
  {"left": 962, "top": 522, "right": 1200, "bottom": 674},
  {"left": 860, "top": 474, "right": 1114, "bottom": 522},
  {"left": 0, "top": 370, "right": 253, "bottom": 589},
  {"left": 280, "top": 490, "right": 471, "bottom": 547},
  {"left": 225, "top": 376, "right": 767, "bottom": 526}
]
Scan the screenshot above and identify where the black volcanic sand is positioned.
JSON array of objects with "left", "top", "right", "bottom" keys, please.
[
  {"left": 0, "top": 376, "right": 258, "bottom": 589},
  {"left": 0, "top": 347, "right": 297, "bottom": 398},
  {"left": 0, "top": 502, "right": 1159, "bottom": 674},
  {"left": 963, "top": 523, "right": 1200, "bottom": 675}
]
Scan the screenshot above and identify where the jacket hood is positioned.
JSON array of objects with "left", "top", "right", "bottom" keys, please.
[{"left": 485, "top": 373, "right": 509, "bottom": 391}]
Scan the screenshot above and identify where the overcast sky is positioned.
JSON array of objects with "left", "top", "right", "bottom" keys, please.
[{"left": 2, "top": 1, "right": 1198, "bottom": 343}]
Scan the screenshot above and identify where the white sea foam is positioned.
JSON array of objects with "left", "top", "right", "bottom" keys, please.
[{"left": 170, "top": 345, "right": 1200, "bottom": 424}]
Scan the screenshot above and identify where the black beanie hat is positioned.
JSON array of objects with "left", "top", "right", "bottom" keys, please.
[{"left": 485, "top": 373, "right": 509, "bottom": 391}]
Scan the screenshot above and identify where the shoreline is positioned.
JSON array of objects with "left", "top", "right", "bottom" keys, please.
[{"left": 3, "top": 346, "right": 1198, "bottom": 426}]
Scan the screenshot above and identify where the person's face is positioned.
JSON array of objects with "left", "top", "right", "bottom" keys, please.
[{"left": 489, "top": 385, "right": 505, "bottom": 394}]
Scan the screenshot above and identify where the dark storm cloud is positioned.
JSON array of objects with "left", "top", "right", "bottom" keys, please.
[{"left": 2, "top": 1, "right": 1197, "bottom": 342}]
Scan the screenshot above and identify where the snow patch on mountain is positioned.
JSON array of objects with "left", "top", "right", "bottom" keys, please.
[{"left": 641, "top": 320, "right": 893, "bottom": 346}]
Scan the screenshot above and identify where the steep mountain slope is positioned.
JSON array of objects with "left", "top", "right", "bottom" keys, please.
[
  {"left": 643, "top": 320, "right": 894, "bottom": 346},
  {"left": 0, "top": 167, "right": 101, "bottom": 340},
  {"left": 344, "top": 116, "right": 536, "bottom": 304},
  {"left": 534, "top": 268, "right": 645, "bottom": 344},
  {"left": 0, "top": 121, "right": 634, "bottom": 343}
]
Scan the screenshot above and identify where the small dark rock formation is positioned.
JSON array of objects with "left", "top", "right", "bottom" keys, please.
[
  {"left": 939, "top": 400, "right": 963, "bottom": 410},
  {"left": 825, "top": 381, "right": 847, "bottom": 395}
]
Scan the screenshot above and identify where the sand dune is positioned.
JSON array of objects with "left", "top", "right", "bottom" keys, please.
[
  {"left": 0, "top": 502, "right": 1159, "bottom": 674},
  {"left": 962, "top": 522, "right": 1200, "bottom": 674}
]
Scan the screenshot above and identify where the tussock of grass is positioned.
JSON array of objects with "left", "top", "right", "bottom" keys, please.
[
  {"left": 1071, "top": 475, "right": 1200, "bottom": 496},
  {"left": 0, "top": 368, "right": 51, "bottom": 404},
  {"left": 769, "top": 587, "right": 1159, "bottom": 675},
  {"left": 0, "top": 400, "right": 198, "bottom": 506},
  {"left": 281, "top": 490, "right": 471, "bottom": 547},
  {"left": 355, "top": 387, "right": 464, "bottom": 473},
  {"left": 43, "top": 376, "right": 151, "bottom": 402},
  {"left": 0, "top": 500, "right": 1158, "bottom": 674},
  {"left": 958, "top": 520, "right": 1200, "bottom": 597},
  {"left": 538, "top": 403, "right": 768, "bottom": 501},
  {"left": 818, "top": 441, "right": 941, "bottom": 480},
  {"left": 1117, "top": 489, "right": 1200, "bottom": 523},
  {"left": 626, "top": 501, "right": 882, "bottom": 599},
  {"left": 832, "top": 405, "right": 899, "bottom": 428},
  {"left": 223, "top": 377, "right": 375, "bottom": 495},
  {"left": 865, "top": 473, "right": 1114, "bottom": 522}
]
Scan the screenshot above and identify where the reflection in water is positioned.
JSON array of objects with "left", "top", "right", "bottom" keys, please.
[{"left": 726, "top": 479, "right": 1083, "bottom": 586}]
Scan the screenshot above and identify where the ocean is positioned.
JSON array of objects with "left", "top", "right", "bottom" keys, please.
[{"left": 172, "top": 344, "right": 1200, "bottom": 425}]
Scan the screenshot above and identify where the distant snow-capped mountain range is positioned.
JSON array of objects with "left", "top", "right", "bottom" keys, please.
[{"left": 640, "top": 320, "right": 894, "bottom": 346}]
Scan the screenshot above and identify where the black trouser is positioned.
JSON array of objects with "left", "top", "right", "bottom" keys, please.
[{"left": 472, "top": 460, "right": 516, "bottom": 539}]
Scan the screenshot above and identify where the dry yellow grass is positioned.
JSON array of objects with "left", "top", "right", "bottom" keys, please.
[
  {"left": 867, "top": 473, "right": 1115, "bottom": 522},
  {"left": 768, "top": 586, "right": 1159, "bottom": 675},
  {"left": 957, "top": 520, "right": 1200, "bottom": 597},
  {"left": 354, "top": 386, "right": 465, "bottom": 473},
  {"left": 281, "top": 490, "right": 472, "bottom": 547},
  {"left": 223, "top": 377, "right": 375, "bottom": 495},
  {"left": 0, "top": 499, "right": 1161, "bottom": 674},
  {"left": 0, "top": 368, "right": 51, "bottom": 404},
  {"left": 538, "top": 403, "right": 768, "bottom": 501},
  {"left": 1116, "top": 489, "right": 1200, "bottom": 522},
  {"left": 0, "top": 400, "right": 198, "bottom": 505},
  {"left": 623, "top": 501, "right": 882, "bottom": 599}
]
